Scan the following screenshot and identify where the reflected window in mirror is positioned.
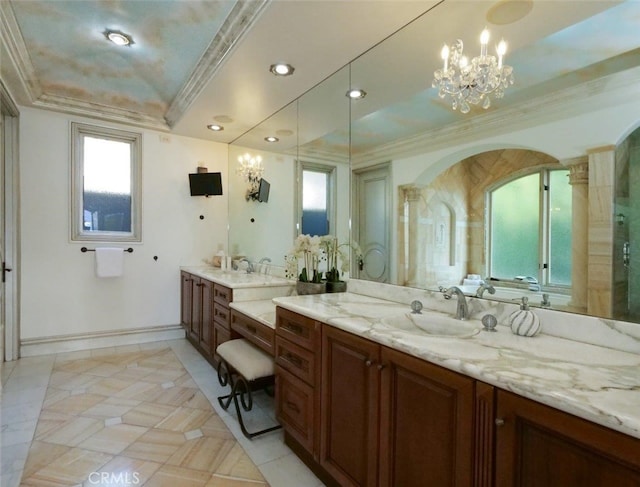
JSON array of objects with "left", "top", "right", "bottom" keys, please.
[
  {"left": 488, "top": 168, "right": 571, "bottom": 287},
  {"left": 298, "top": 162, "right": 336, "bottom": 236},
  {"left": 71, "top": 122, "right": 142, "bottom": 242}
]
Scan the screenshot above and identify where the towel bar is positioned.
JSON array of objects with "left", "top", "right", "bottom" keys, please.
[{"left": 81, "top": 247, "right": 134, "bottom": 253}]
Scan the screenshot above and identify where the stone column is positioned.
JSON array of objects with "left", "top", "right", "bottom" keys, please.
[
  {"left": 401, "top": 185, "right": 423, "bottom": 286},
  {"left": 566, "top": 157, "right": 589, "bottom": 313},
  {"left": 587, "top": 146, "right": 616, "bottom": 318}
]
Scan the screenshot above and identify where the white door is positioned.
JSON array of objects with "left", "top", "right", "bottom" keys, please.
[
  {"left": 353, "top": 164, "right": 391, "bottom": 282},
  {"left": 1, "top": 87, "right": 19, "bottom": 361},
  {"left": 0, "top": 113, "right": 4, "bottom": 360}
]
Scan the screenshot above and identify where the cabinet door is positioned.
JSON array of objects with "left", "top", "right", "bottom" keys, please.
[
  {"left": 495, "top": 389, "right": 640, "bottom": 487},
  {"left": 276, "top": 365, "right": 316, "bottom": 454},
  {"left": 198, "top": 278, "right": 214, "bottom": 357},
  {"left": 379, "top": 346, "right": 474, "bottom": 487},
  {"left": 180, "top": 272, "right": 193, "bottom": 331},
  {"left": 212, "top": 321, "right": 231, "bottom": 361},
  {"left": 190, "top": 278, "right": 202, "bottom": 341},
  {"left": 320, "top": 325, "right": 380, "bottom": 487}
]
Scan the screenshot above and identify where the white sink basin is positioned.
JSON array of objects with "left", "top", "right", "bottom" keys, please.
[{"left": 380, "top": 312, "right": 482, "bottom": 338}]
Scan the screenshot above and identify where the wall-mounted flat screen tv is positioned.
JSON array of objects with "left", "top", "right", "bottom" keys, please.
[
  {"left": 257, "top": 178, "right": 270, "bottom": 203},
  {"left": 189, "top": 172, "right": 223, "bottom": 197}
]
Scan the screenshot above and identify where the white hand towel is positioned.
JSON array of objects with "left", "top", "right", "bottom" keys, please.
[{"left": 95, "top": 247, "right": 124, "bottom": 278}]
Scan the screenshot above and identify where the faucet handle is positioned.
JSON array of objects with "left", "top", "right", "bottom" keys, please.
[
  {"left": 481, "top": 314, "right": 498, "bottom": 332},
  {"left": 410, "top": 300, "right": 423, "bottom": 314}
]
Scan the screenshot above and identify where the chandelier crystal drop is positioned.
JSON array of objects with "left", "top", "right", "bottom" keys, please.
[{"left": 432, "top": 28, "right": 514, "bottom": 114}]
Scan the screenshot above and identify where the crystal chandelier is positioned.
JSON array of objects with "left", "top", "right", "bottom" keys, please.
[
  {"left": 237, "top": 153, "right": 263, "bottom": 199},
  {"left": 433, "top": 28, "right": 514, "bottom": 114}
]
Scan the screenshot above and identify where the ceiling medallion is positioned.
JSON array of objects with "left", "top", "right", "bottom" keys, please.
[{"left": 433, "top": 28, "right": 513, "bottom": 113}]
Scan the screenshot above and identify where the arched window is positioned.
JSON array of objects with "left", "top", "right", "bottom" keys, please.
[{"left": 488, "top": 168, "right": 572, "bottom": 288}]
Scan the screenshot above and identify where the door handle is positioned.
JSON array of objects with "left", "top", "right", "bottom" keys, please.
[
  {"left": 358, "top": 257, "right": 364, "bottom": 271},
  {"left": 2, "top": 262, "right": 12, "bottom": 283}
]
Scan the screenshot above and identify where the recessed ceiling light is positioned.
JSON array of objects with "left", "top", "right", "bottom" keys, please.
[
  {"left": 264, "top": 136, "right": 279, "bottom": 143},
  {"left": 207, "top": 124, "right": 224, "bottom": 131},
  {"left": 270, "top": 63, "right": 295, "bottom": 76},
  {"left": 346, "top": 88, "right": 367, "bottom": 99},
  {"left": 104, "top": 29, "right": 134, "bottom": 47}
]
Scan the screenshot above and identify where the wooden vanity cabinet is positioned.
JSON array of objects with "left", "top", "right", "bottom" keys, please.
[
  {"left": 180, "top": 272, "right": 232, "bottom": 366},
  {"left": 275, "top": 307, "right": 321, "bottom": 460},
  {"left": 495, "top": 389, "right": 640, "bottom": 487},
  {"left": 320, "top": 325, "right": 475, "bottom": 487},
  {"left": 276, "top": 308, "right": 640, "bottom": 487}
]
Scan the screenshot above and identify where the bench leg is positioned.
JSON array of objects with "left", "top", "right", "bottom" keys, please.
[{"left": 216, "top": 360, "right": 282, "bottom": 440}]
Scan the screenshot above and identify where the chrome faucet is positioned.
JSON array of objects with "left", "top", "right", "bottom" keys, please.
[
  {"left": 258, "top": 257, "right": 271, "bottom": 274},
  {"left": 476, "top": 282, "right": 496, "bottom": 298},
  {"left": 443, "top": 286, "right": 469, "bottom": 320},
  {"left": 239, "top": 258, "right": 254, "bottom": 273}
]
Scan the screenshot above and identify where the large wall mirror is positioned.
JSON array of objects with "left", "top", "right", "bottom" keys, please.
[
  {"left": 228, "top": 66, "right": 350, "bottom": 269},
  {"left": 229, "top": 1, "right": 640, "bottom": 324}
]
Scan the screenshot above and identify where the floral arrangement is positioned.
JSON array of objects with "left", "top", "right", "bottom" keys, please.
[
  {"left": 320, "top": 235, "right": 361, "bottom": 283},
  {"left": 285, "top": 234, "right": 323, "bottom": 283},
  {"left": 285, "top": 234, "right": 362, "bottom": 284}
]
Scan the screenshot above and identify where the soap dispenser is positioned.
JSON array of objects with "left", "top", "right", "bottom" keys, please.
[{"left": 509, "top": 297, "right": 541, "bottom": 337}]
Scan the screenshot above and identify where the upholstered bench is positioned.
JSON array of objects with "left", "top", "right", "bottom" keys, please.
[{"left": 216, "top": 338, "right": 282, "bottom": 439}]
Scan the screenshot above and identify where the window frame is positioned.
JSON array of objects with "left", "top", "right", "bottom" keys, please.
[
  {"left": 486, "top": 166, "right": 571, "bottom": 290},
  {"left": 70, "top": 122, "right": 142, "bottom": 243},
  {"left": 295, "top": 161, "right": 337, "bottom": 237}
]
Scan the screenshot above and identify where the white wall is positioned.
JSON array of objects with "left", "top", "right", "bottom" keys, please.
[{"left": 19, "top": 108, "right": 228, "bottom": 341}]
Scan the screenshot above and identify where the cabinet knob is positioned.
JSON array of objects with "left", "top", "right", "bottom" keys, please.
[
  {"left": 377, "top": 364, "right": 386, "bottom": 371},
  {"left": 495, "top": 418, "right": 505, "bottom": 427},
  {"left": 365, "top": 360, "right": 373, "bottom": 367}
]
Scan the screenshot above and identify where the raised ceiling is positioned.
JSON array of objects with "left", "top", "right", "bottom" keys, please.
[{"left": 0, "top": 0, "right": 434, "bottom": 139}]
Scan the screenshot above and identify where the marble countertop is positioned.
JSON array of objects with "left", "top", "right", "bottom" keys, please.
[
  {"left": 230, "top": 300, "right": 277, "bottom": 329},
  {"left": 181, "top": 266, "right": 293, "bottom": 289},
  {"left": 272, "top": 292, "right": 640, "bottom": 440}
]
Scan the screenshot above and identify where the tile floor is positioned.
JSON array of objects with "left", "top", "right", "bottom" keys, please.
[{"left": 0, "top": 339, "right": 324, "bottom": 487}]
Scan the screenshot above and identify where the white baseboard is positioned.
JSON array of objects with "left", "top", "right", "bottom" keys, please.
[{"left": 20, "top": 324, "right": 186, "bottom": 357}]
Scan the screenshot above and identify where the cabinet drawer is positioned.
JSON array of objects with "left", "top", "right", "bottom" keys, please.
[
  {"left": 276, "top": 307, "right": 319, "bottom": 351},
  {"left": 213, "top": 304, "right": 230, "bottom": 327},
  {"left": 214, "top": 284, "right": 232, "bottom": 307},
  {"left": 276, "top": 366, "right": 315, "bottom": 455},
  {"left": 231, "top": 310, "right": 275, "bottom": 355},
  {"left": 275, "top": 337, "right": 316, "bottom": 385},
  {"left": 213, "top": 321, "right": 231, "bottom": 358}
]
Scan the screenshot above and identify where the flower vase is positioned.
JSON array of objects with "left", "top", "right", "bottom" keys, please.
[
  {"left": 296, "top": 281, "right": 325, "bottom": 295},
  {"left": 325, "top": 281, "right": 347, "bottom": 293}
]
